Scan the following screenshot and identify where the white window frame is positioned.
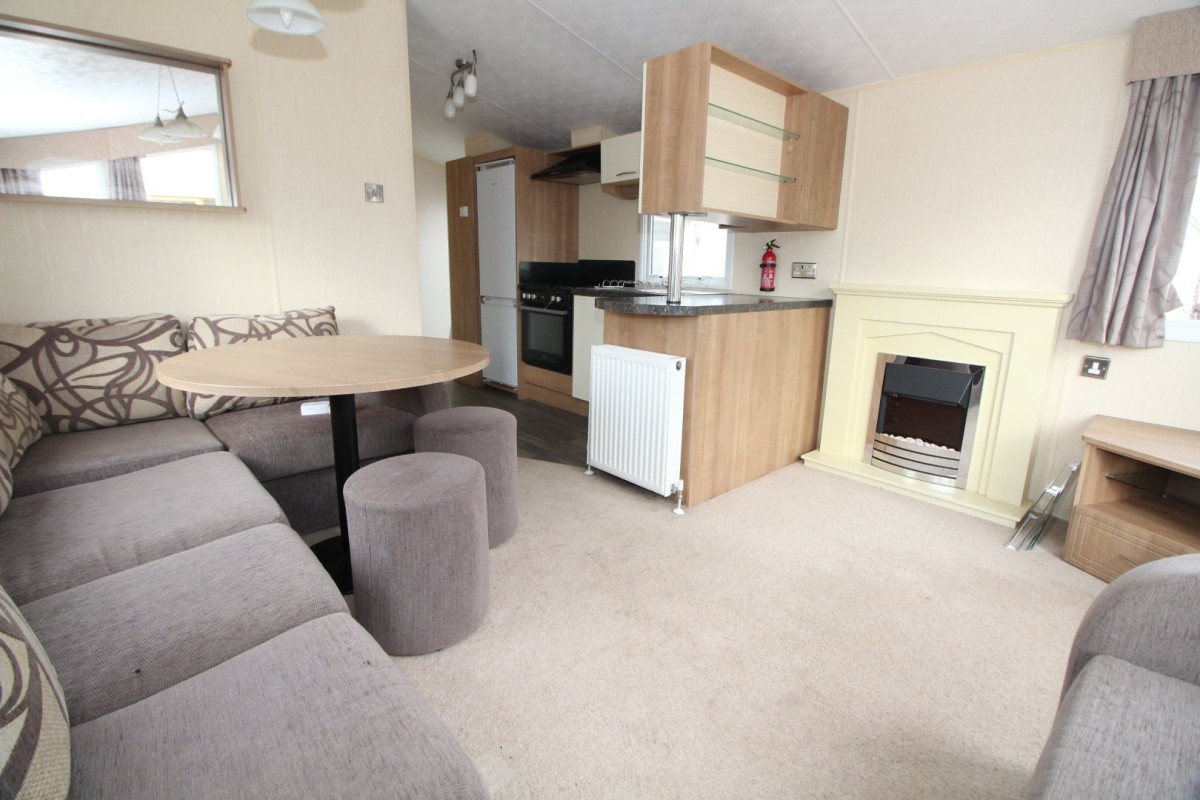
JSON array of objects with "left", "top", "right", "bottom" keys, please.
[{"left": 639, "top": 214, "right": 733, "bottom": 290}]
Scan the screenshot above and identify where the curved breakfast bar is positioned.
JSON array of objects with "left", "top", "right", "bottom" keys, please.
[{"left": 590, "top": 292, "right": 832, "bottom": 508}]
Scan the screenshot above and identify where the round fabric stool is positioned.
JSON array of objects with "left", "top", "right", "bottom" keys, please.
[
  {"left": 414, "top": 406, "right": 518, "bottom": 548},
  {"left": 344, "top": 452, "right": 489, "bottom": 656}
]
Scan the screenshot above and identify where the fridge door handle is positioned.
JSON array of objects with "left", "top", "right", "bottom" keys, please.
[{"left": 480, "top": 296, "right": 516, "bottom": 307}]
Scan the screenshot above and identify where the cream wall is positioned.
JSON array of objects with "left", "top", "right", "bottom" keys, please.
[
  {"left": 578, "top": 183, "right": 642, "bottom": 266},
  {"left": 0, "top": 0, "right": 421, "bottom": 335},
  {"left": 728, "top": 37, "right": 1200, "bottom": 499},
  {"left": 414, "top": 156, "right": 451, "bottom": 338}
]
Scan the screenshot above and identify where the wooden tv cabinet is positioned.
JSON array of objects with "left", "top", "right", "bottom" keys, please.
[{"left": 1063, "top": 416, "right": 1200, "bottom": 582}]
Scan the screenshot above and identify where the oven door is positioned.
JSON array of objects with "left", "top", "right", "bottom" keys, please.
[{"left": 520, "top": 305, "right": 572, "bottom": 375}]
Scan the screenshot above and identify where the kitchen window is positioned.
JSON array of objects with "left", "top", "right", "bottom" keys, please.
[{"left": 639, "top": 215, "right": 732, "bottom": 289}]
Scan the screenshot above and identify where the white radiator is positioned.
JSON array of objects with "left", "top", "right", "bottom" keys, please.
[{"left": 587, "top": 345, "right": 686, "bottom": 498}]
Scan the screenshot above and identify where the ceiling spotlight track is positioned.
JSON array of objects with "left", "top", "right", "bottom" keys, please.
[{"left": 444, "top": 49, "right": 478, "bottom": 121}]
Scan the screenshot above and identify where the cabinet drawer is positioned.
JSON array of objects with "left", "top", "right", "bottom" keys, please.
[{"left": 1065, "top": 504, "right": 1199, "bottom": 582}]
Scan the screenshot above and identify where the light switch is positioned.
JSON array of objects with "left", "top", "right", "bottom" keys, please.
[{"left": 364, "top": 183, "right": 384, "bottom": 203}]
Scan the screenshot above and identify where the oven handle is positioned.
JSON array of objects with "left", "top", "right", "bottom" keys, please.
[{"left": 521, "top": 307, "right": 570, "bottom": 317}]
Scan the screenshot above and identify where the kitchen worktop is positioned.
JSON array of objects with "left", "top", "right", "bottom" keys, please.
[{"left": 591, "top": 293, "right": 833, "bottom": 316}]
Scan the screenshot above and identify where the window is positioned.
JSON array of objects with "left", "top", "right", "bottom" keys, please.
[
  {"left": 639, "top": 215, "right": 732, "bottom": 289},
  {"left": 141, "top": 147, "right": 222, "bottom": 205},
  {"left": 39, "top": 162, "right": 105, "bottom": 199},
  {"left": 1165, "top": 177, "right": 1200, "bottom": 343}
]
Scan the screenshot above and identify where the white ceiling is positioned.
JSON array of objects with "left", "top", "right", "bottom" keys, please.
[{"left": 407, "top": 0, "right": 1198, "bottom": 164}]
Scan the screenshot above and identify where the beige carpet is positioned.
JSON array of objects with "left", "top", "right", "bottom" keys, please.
[{"left": 396, "top": 458, "right": 1105, "bottom": 799}]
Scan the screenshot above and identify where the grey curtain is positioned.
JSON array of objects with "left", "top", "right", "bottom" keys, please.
[
  {"left": 108, "top": 156, "right": 146, "bottom": 202},
  {"left": 0, "top": 168, "right": 43, "bottom": 196},
  {"left": 1067, "top": 74, "right": 1200, "bottom": 347}
]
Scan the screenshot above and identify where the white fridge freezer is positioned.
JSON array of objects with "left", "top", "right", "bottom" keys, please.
[
  {"left": 480, "top": 296, "right": 518, "bottom": 387},
  {"left": 475, "top": 157, "right": 518, "bottom": 387}
]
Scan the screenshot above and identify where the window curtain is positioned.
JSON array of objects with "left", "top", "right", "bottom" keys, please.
[
  {"left": 108, "top": 156, "right": 146, "bottom": 202},
  {"left": 0, "top": 168, "right": 43, "bottom": 196},
  {"left": 1067, "top": 8, "right": 1200, "bottom": 348}
]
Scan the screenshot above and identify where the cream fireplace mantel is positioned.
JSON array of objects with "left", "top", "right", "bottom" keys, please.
[{"left": 802, "top": 284, "right": 1072, "bottom": 526}]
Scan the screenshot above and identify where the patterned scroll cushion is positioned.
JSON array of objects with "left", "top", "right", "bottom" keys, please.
[
  {"left": 0, "top": 314, "right": 187, "bottom": 434},
  {"left": 0, "top": 372, "right": 43, "bottom": 515},
  {"left": 185, "top": 307, "right": 338, "bottom": 420},
  {"left": 0, "top": 582, "right": 70, "bottom": 800}
]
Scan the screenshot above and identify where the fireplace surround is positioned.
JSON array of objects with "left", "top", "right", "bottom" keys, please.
[{"left": 803, "top": 285, "right": 1072, "bottom": 525}]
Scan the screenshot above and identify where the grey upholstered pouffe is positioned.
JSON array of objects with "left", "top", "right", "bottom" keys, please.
[
  {"left": 344, "top": 453, "right": 489, "bottom": 656},
  {"left": 414, "top": 406, "right": 518, "bottom": 548}
]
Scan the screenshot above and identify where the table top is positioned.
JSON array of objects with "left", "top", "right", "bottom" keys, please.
[{"left": 156, "top": 335, "right": 490, "bottom": 398}]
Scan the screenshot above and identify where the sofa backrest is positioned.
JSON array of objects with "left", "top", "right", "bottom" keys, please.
[
  {"left": 184, "top": 306, "right": 338, "bottom": 420},
  {"left": 0, "top": 314, "right": 187, "bottom": 434}
]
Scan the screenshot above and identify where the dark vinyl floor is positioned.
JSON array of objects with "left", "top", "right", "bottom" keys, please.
[{"left": 446, "top": 381, "right": 588, "bottom": 467}]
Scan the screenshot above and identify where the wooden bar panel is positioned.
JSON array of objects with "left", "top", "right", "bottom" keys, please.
[{"left": 605, "top": 307, "right": 829, "bottom": 507}]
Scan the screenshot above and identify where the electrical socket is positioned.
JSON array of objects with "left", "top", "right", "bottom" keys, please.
[
  {"left": 364, "top": 183, "right": 385, "bottom": 203},
  {"left": 1081, "top": 356, "right": 1110, "bottom": 379},
  {"left": 792, "top": 262, "right": 816, "bottom": 279}
]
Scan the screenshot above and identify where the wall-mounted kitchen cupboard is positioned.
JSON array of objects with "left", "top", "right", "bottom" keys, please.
[
  {"left": 600, "top": 131, "right": 641, "bottom": 200},
  {"left": 640, "top": 41, "right": 848, "bottom": 232},
  {"left": 446, "top": 147, "right": 578, "bottom": 388}
]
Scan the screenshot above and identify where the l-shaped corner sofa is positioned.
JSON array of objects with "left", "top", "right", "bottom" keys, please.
[{"left": 0, "top": 308, "right": 489, "bottom": 798}]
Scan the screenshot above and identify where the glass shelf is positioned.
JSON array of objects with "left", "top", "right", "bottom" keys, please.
[
  {"left": 708, "top": 103, "right": 801, "bottom": 140},
  {"left": 704, "top": 156, "right": 796, "bottom": 183},
  {"left": 1108, "top": 468, "right": 1200, "bottom": 512}
]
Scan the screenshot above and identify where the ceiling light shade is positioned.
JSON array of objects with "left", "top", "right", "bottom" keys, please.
[
  {"left": 138, "top": 115, "right": 181, "bottom": 144},
  {"left": 163, "top": 107, "right": 207, "bottom": 139},
  {"left": 247, "top": 0, "right": 326, "bottom": 35},
  {"left": 443, "top": 50, "right": 478, "bottom": 122}
]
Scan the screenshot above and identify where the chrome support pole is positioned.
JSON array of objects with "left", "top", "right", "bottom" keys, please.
[{"left": 666, "top": 212, "right": 685, "bottom": 305}]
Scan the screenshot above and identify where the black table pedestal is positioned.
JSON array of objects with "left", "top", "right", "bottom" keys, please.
[{"left": 311, "top": 394, "right": 359, "bottom": 594}]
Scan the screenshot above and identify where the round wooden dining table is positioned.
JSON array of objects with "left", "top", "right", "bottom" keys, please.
[{"left": 156, "top": 335, "right": 490, "bottom": 591}]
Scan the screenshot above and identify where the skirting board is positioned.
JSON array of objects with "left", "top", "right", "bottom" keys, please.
[{"left": 802, "top": 450, "right": 1030, "bottom": 527}]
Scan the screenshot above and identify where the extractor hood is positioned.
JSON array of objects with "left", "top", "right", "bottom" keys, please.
[{"left": 531, "top": 144, "right": 600, "bottom": 185}]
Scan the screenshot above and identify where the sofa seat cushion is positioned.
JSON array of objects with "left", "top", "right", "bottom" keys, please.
[
  {"left": 12, "top": 416, "right": 224, "bottom": 497},
  {"left": 1028, "top": 654, "right": 1200, "bottom": 799},
  {"left": 203, "top": 398, "right": 417, "bottom": 482},
  {"left": 69, "top": 613, "right": 488, "bottom": 799},
  {"left": 0, "top": 452, "right": 287, "bottom": 604},
  {"left": 20, "top": 523, "right": 346, "bottom": 724}
]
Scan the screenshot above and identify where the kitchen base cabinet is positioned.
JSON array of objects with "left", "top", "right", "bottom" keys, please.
[
  {"left": 1064, "top": 416, "right": 1200, "bottom": 582},
  {"left": 571, "top": 295, "right": 605, "bottom": 402},
  {"left": 603, "top": 304, "right": 829, "bottom": 508}
]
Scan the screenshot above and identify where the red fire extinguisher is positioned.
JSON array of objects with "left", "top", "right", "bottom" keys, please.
[{"left": 760, "top": 239, "right": 779, "bottom": 292}]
